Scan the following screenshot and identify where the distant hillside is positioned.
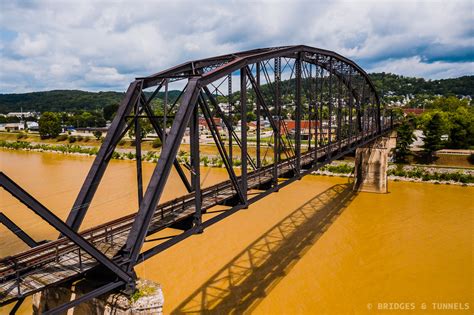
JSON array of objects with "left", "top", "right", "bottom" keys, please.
[
  {"left": 0, "top": 89, "right": 182, "bottom": 114},
  {"left": 0, "top": 90, "right": 123, "bottom": 113},
  {"left": 369, "top": 73, "right": 473, "bottom": 97},
  {"left": 0, "top": 74, "right": 472, "bottom": 113}
]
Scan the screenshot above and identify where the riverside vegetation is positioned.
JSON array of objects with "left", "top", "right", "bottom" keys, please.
[{"left": 1, "top": 139, "right": 472, "bottom": 185}]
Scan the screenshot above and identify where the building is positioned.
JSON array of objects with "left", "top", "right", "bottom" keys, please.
[
  {"left": 198, "top": 117, "right": 223, "bottom": 131},
  {"left": 3, "top": 122, "right": 25, "bottom": 131},
  {"left": 75, "top": 127, "right": 109, "bottom": 138},
  {"left": 6, "top": 111, "right": 38, "bottom": 118}
]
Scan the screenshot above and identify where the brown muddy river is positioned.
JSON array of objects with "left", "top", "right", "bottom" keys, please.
[{"left": 0, "top": 149, "right": 472, "bottom": 314}]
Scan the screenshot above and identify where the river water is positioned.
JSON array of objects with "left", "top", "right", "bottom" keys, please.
[{"left": 0, "top": 149, "right": 472, "bottom": 314}]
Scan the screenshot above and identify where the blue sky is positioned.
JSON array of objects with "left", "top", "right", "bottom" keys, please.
[{"left": 0, "top": 0, "right": 473, "bottom": 93}]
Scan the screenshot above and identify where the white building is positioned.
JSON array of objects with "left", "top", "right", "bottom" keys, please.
[{"left": 6, "top": 111, "right": 38, "bottom": 118}]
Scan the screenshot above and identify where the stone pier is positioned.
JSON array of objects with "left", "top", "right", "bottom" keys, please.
[
  {"left": 32, "top": 279, "right": 164, "bottom": 314},
  {"left": 353, "top": 132, "right": 397, "bottom": 193}
]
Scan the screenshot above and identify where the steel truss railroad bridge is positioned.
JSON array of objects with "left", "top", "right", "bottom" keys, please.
[{"left": 0, "top": 45, "right": 394, "bottom": 314}]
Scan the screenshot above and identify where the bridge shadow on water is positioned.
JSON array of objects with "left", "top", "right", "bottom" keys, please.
[{"left": 171, "top": 183, "right": 357, "bottom": 315}]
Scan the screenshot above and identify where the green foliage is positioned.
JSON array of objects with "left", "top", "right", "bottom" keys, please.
[
  {"left": 93, "top": 130, "right": 102, "bottom": 140},
  {"left": 447, "top": 107, "right": 474, "bottom": 149},
  {"left": 130, "top": 285, "right": 156, "bottom": 303},
  {"left": 430, "top": 96, "right": 470, "bottom": 111},
  {"left": 388, "top": 167, "right": 474, "bottom": 184},
  {"left": 103, "top": 103, "right": 119, "bottom": 121},
  {"left": 38, "top": 112, "right": 61, "bottom": 138},
  {"left": 394, "top": 116, "right": 416, "bottom": 163},
  {"left": 0, "top": 90, "right": 124, "bottom": 114},
  {"left": 369, "top": 73, "right": 474, "bottom": 97},
  {"left": 68, "top": 136, "right": 77, "bottom": 143},
  {"left": 0, "top": 90, "right": 184, "bottom": 114},
  {"left": 321, "top": 163, "right": 353, "bottom": 174},
  {"left": 422, "top": 112, "right": 448, "bottom": 162},
  {"left": 128, "top": 118, "right": 153, "bottom": 139}
]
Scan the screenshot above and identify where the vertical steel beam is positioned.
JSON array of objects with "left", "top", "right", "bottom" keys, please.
[
  {"left": 135, "top": 106, "right": 143, "bottom": 206},
  {"left": 228, "top": 74, "right": 233, "bottom": 166},
  {"left": 163, "top": 79, "right": 168, "bottom": 145},
  {"left": 348, "top": 68, "right": 354, "bottom": 146},
  {"left": 295, "top": 53, "right": 302, "bottom": 174},
  {"left": 273, "top": 57, "right": 280, "bottom": 186},
  {"left": 314, "top": 59, "right": 319, "bottom": 163},
  {"left": 256, "top": 62, "right": 261, "bottom": 169},
  {"left": 328, "top": 58, "right": 333, "bottom": 157},
  {"left": 319, "top": 66, "right": 324, "bottom": 149},
  {"left": 308, "top": 62, "right": 312, "bottom": 151},
  {"left": 240, "top": 68, "right": 248, "bottom": 204},
  {"left": 190, "top": 101, "right": 202, "bottom": 231}
]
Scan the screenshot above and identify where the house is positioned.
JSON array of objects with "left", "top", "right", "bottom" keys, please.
[
  {"left": 75, "top": 127, "right": 109, "bottom": 138},
  {"left": 198, "top": 117, "right": 223, "bottom": 131},
  {"left": 4, "top": 122, "right": 25, "bottom": 131},
  {"left": 27, "top": 121, "right": 39, "bottom": 131}
]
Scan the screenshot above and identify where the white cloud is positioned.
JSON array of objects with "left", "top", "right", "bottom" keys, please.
[
  {"left": 368, "top": 56, "right": 474, "bottom": 79},
  {"left": 0, "top": 0, "right": 472, "bottom": 92},
  {"left": 85, "top": 66, "right": 126, "bottom": 86},
  {"left": 12, "top": 33, "right": 50, "bottom": 57}
]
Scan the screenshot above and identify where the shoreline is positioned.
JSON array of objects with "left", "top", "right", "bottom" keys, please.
[{"left": 1, "top": 140, "right": 473, "bottom": 187}]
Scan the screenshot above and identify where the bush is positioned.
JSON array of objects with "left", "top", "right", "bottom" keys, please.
[
  {"left": 152, "top": 138, "right": 162, "bottom": 148},
  {"left": 93, "top": 130, "right": 102, "bottom": 140},
  {"left": 56, "top": 134, "right": 68, "bottom": 141},
  {"left": 118, "top": 139, "right": 126, "bottom": 146},
  {"left": 83, "top": 137, "right": 90, "bottom": 142},
  {"left": 76, "top": 135, "right": 84, "bottom": 141},
  {"left": 201, "top": 156, "right": 209, "bottom": 167},
  {"left": 68, "top": 136, "right": 77, "bottom": 143}
]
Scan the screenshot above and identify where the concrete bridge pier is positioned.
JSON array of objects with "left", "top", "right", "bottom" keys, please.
[
  {"left": 353, "top": 132, "right": 397, "bottom": 193},
  {"left": 32, "top": 278, "right": 164, "bottom": 314}
]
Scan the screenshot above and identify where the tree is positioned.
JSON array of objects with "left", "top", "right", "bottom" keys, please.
[
  {"left": 128, "top": 118, "right": 153, "bottom": 139},
  {"left": 394, "top": 117, "right": 415, "bottom": 163},
  {"left": 38, "top": 112, "right": 61, "bottom": 138},
  {"left": 93, "top": 130, "right": 102, "bottom": 140},
  {"left": 103, "top": 104, "right": 119, "bottom": 121},
  {"left": 422, "top": 112, "right": 446, "bottom": 162},
  {"left": 447, "top": 107, "right": 474, "bottom": 149}
]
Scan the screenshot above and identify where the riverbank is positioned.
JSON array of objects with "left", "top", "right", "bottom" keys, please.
[
  {"left": 1, "top": 139, "right": 473, "bottom": 186},
  {"left": 0, "top": 139, "right": 259, "bottom": 168},
  {"left": 313, "top": 161, "right": 474, "bottom": 186}
]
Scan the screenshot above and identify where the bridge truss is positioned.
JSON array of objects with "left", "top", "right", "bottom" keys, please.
[{"left": 0, "top": 45, "right": 393, "bottom": 313}]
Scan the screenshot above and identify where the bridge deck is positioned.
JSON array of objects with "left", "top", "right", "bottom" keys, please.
[{"left": 0, "top": 132, "right": 386, "bottom": 305}]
